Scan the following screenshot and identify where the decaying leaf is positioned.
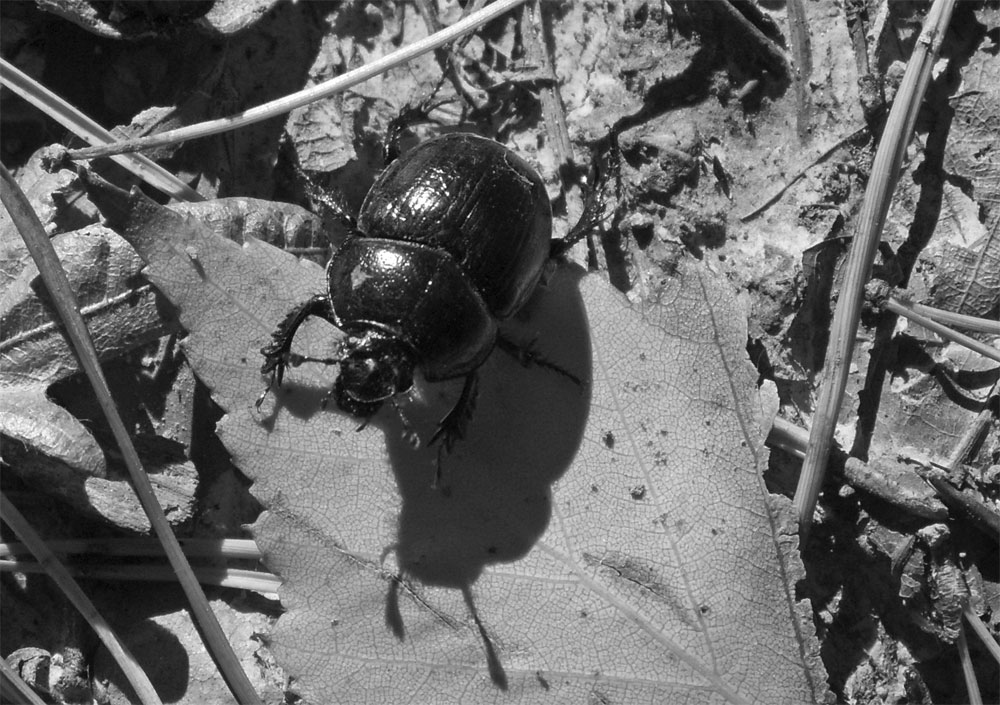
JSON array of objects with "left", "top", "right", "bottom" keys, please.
[
  {"left": 0, "top": 217, "right": 184, "bottom": 529},
  {"left": 0, "top": 225, "right": 174, "bottom": 386}
]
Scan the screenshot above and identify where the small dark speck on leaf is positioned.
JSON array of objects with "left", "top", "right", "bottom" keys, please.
[
  {"left": 185, "top": 246, "right": 206, "bottom": 277},
  {"left": 630, "top": 485, "right": 647, "bottom": 500},
  {"left": 579, "top": 610, "right": 588, "bottom": 618},
  {"left": 603, "top": 431, "right": 615, "bottom": 449},
  {"left": 639, "top": 352, "right": 647, "bottom": 361},
  {"left": 591, "top": 484, "right": 599, "bottom": 493},
  {"left": 711, "top": 528, "right": 719, "bottom": 536},
  {"left": 700, "top": 604, "right": 711, "bottom": 615},
  {"left": 536, "top": 671, "right": 550, "bottom": 691}
]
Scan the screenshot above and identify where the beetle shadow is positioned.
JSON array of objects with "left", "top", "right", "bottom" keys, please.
[{"left": 372, "top": 263, "right": 593, "bottom": 590}]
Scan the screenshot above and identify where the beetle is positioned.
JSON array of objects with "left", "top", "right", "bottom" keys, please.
[{"left": 258, "top": 128, "right": 602, "bottom": 448}]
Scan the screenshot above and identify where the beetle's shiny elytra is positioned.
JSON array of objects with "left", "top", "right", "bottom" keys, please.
[
  {"left": 356, "top": 133, "right": 552, "bottom": 318},
  {"left": 332, "top": 133, "right": 552, "bottom": 383},
  {"left": 259, "top": 131, "right": 594, "bottom": 445}
]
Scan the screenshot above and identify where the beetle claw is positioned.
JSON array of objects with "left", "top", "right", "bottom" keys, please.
[
  {"left": 256, "top": 348, "right": 289, "bottom": 409},
  {"left": 255, "top": 381, "right": 273, "bottom": 410}
]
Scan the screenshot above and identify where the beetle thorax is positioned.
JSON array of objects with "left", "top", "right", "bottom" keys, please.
[{"left": 334, "top": 328, "right": 415, "bottom": 415}]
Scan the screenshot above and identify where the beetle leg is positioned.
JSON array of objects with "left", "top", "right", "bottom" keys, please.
[
  {"left": 550, "top": 137, "right": 620, "bottom": 258},
  {"left": 280, "top": 132, "right": 358, "bottom": 231},
  {"left": 303, "top": 181, "right": 357, "bottom": 232},
  {"left": 496, "top": 334, "right": 582, "bottom": 386},
  {"left": 257, "top": 294, "right": 336, "bottom": 408},
  {"left": 549, "top": 180, "right": 606, "bottom": 259},
  {"left": 383, "top": 92, "right": 452, "bottom": 165},
  {"left": 429, "top": 372, "right": 479, "bottom": 453}
]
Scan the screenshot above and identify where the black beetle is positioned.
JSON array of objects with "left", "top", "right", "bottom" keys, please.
[{"left": 258, "top": 130, "right": 601, "bottom": 447}]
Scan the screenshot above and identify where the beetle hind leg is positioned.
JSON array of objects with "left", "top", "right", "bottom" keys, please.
[
  {"left": 429, "top": 372, "right": 479, "bottom": 453},
  {"left": 550, "top": 137, "right": 621, "bottom": 259},
  {"left": 496, "top": 334, "right": 582, "bottom": 386},
  {"left": 257, "top": 294, "right": 336, "bottom": 408},
  {"left": 280, "top": 133, "right": 358, "bottom": 231}
]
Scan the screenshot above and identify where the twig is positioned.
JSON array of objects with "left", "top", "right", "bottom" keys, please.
[
  {"left": 766, "top": 416, "right": 810, "bottom": 460},
  {"left": 0, "top": 164, "right": 262, "bottom": 705},
  {"left": 0, "top": 560, "right": 281, "bottom": 594},
  {"left": 712, "top": 0, "right": 790, "bottom": 80},
  {"left": 0, "top": 537, "right": 263, "bottom": 560},
  {"left": 915, "top": 465, "right": 1000, "bottom": 541},
  {"left": 523, "top": 1, "right": 574, "bottom": 171},
  {"left": 786, "top": 0, "right": 813, "bottom": 141},
  {"left": 793, "top": 0, "right": 957, "bottom": 536},
  {"left": 66, "top": 0, "right": 530, "bottom": 161},
  {"left": 739, "top": 125, "right": 867, "bottom": 221},
  {"left": 956, "top": 622, "right": 983, "bottom": 705},
  {"left": 945, "top": 382, "right": 997, "bottom": 472},
  {"left": 0, "top": 58, "right": 202, "bottom": 203},
  {"left": 964, "top": 604, "right": 1000, "bottom": 665},
  {"left": 889, "top": 296, "right": 1000, "bottom": 336},
  {"left": 884, "top": 297, "right": 1000, "bottom": 364}
]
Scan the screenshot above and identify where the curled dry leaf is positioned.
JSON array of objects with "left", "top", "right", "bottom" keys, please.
[
  {"left": 0, "top": 219, "right": 185, "bottom": 530},
  {"left": 33, "top": 0, "right": 283, "bottom": 40}
]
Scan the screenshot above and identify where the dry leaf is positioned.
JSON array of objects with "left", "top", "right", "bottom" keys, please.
[{"left": 122, "top": 193, "right": 828, "bottom": 703}]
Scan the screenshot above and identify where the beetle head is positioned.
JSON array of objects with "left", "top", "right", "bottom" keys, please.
[{"left": 334, "top": 328, "right": 415, "bottom": 415}]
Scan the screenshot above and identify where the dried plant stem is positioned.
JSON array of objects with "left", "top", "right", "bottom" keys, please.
[
  {"left": 793, "top": 0, "right": 957, "bottom": 536},
  {"left": 965, "top": 604, "right": 1000, "bottom": 665},
  {"left": 0, "top": 559, "right": 281, "bottom": 594},
  {"left": 0, "top": 164, "right": 262, "bottom": 705},
  {"left": 524, "top": 1, "right": 574, "bottom": 171},
  {"left": 0, "top": 58, "right": 201, "bottom": 202},
  {"left": 68, "top": 0, "right": 529, "bottom": 161},
  {"left": 0, "top": 496, "right": 163, "bottom": 705},
  {"left": 957, "top": 623, "right": 984, "bottom": 705},
  {"left": 0, "top": 537, "right": 263, "bottom": 560},
  {"left": 888, "top": 296, "right": 1000, "bottom": 336},
  {"left": 884, "top": 298, "right": 1000, "bottom": 364},
  {"left": 767, "top": 416, "right": 810, "bottom": 460},
  {"left": 946, "top": 382, "right": 997, "bottom": 471}
]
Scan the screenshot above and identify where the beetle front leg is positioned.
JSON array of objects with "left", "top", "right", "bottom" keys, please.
[
  {"left": 257, "top": 294, "right": 336, "bottom": 408},
  {"left": 383, "top": 86, "right": 451, "bottom": 166}
]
